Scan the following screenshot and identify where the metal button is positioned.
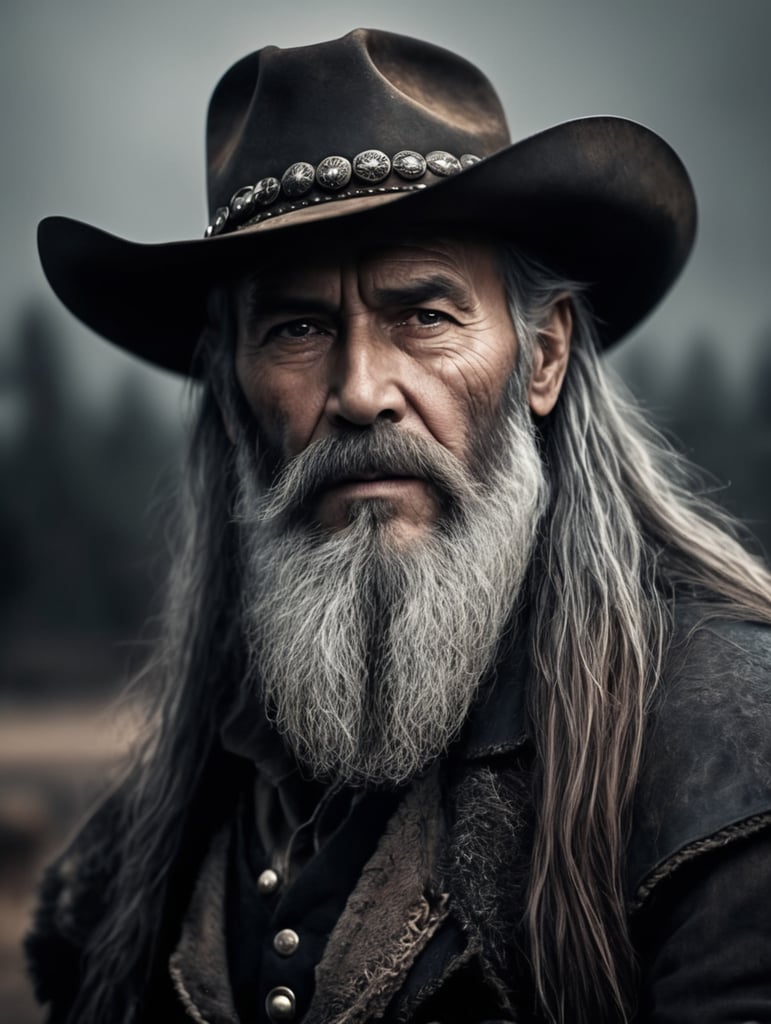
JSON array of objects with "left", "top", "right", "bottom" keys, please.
[
  {"left": 254, "top": 176, "right": 281, "bottom": 206},
  {"left": 273, "top": 928, "right": 300, "bottom": 956},
  {"left": 353, "top": 149, "right": 391, "bottom": 183},
  {"left": 266, "top": 986, "right": 296, "bottom": 1021},
  {"left": 392, "top": 150, "right": 427, "bottom": 180},
  {"left": 207, "top": 205, "right": 230, "bottom": 236},
  {"left": 281, "top": 161, "right": 315, "bottom": 197},
  {"left": 426, "top": 150, "right": 461, "bottom": 176},
  {"left": 229, "top": 185, "right": 255, "bottom": 220},
  {"left": 257, "top": 868, "right": 280, "bottom": 895},
  {"left": 316, "top": 155, "right": 352, "bottom": 190}
]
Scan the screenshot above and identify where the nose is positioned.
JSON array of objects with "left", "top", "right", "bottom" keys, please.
[{"left": 324, "top": 318, "right": 408, "bottom": 428}]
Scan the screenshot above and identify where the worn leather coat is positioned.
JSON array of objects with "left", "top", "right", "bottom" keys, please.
[{"left": 27, "top": 613, "right": 771, "bottom": 1022}]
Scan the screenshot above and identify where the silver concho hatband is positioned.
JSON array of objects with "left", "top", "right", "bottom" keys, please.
[{"left": 206, "top": 149, "right": 481, "bottom": 236}]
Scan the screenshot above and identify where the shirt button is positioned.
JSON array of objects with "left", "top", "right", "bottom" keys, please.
[
  {"left": 257, "top": 868, "right": 280, "bottom": 895},
  {"left": 273, "top": 928, "right": 300, "bottom": 956},
  {"left": 266, "top": 986, "right": 296, "bottom": 1021}
]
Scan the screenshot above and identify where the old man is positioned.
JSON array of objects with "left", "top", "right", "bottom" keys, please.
[{"left": 28, "top": 28, "right": 771, "bottom": 1024}]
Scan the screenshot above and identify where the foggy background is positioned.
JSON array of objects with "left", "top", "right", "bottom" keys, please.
[{"left": 1, "top": 1, "right": 769, "bottom": 1020}]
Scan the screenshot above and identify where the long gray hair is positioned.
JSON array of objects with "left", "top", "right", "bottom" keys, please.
[
  {"left": 61, "top": 246, "right": 771, "bottom": 1024},
  {"left": 501, "top": 246, "right": 771, "bottom": 1022}
]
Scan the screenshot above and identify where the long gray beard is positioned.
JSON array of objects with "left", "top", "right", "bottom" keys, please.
[{"left": 235, "top": 399, "right": 547, "bottom": 786}]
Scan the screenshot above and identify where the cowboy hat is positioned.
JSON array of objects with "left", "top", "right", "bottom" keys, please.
[{"left": 37, "top": 27, "right": 697, "bottom": 376}]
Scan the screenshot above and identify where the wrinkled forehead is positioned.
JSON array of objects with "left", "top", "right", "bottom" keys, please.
[{"left": 236, "top": 232, "right": 505, "bottom": 309}]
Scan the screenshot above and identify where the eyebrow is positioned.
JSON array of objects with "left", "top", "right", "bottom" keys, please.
[
  {"left": 244, "top": 272, "right": 474, "bottom": 323},
  {"left": 242, "top": 279, "right": 339, "bottom": 325},
  {"left": 369, "top": 274, "right": 474, "bottom": 311}
]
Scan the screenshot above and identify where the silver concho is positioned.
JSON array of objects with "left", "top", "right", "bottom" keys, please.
[
  {"left": 281, "top": 162, "right": 315, "bottom": 198},
  {"left": 254, "top": 176, "right": 281, "bottom": 206},
  {"left": 426, "top": 151, "right": 462, "bottom": 176},
  {"left": 230, "top": 186, "right": 255, "bottom": 219},
  {"left": 352, "top": 149, "right": 391, "bottom": 183},
  {"left": 460, "top": 153, "right": 482, "bottom": 168},
  {"left": 392, "top": 150, "right": 427, "bottom": 180},
  {"left": 206, "top": 206, "right": 230, "bottom": 237},
  {"left": 316, "top": 155, "right": 352, "bottom": 190}
]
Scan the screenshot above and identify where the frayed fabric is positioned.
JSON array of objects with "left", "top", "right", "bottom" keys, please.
[{"left": 305, "top": 764, "right": 450, "bottom": 1024}]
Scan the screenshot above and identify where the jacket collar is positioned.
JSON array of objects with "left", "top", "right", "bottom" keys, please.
[{"left": 461, "top": 626, "right": 531, "bottom": 760}]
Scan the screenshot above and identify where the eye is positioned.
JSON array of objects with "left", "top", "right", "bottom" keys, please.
[
  {"left": 396, "top": 308, "right": 455, "bottom": 329},
  {"left": 266, "top": 319, "right": 331, "bottom": 341}
]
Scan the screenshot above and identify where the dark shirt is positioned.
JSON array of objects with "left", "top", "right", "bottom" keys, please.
[
  {"left": 227, "top": 777, "right": 401, "bottom": 1022},
  {"left": 220, "top": 704, "right": 403, "bottom": 1022}
]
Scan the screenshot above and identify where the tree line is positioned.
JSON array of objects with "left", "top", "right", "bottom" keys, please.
[{"left": 1, "top": 304, "right": 768, "bottom": 700}]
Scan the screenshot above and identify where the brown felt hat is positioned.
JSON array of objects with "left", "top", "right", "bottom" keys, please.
[{"left": 38, "top": 27, "right": 697, "bottom": 376}]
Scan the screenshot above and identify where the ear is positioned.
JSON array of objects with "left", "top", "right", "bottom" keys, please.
[{"left": 527, "top": 296, "right": 572, "bottom": 417}]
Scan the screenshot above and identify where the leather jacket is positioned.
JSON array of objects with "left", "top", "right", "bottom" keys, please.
[{"left": 26, "top": 612, "right": 771, "bottom": 1022}]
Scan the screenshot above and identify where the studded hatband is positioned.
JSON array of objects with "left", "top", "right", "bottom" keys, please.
[{"left": 205, "top": 149, "right": 482, "bottom": 237}]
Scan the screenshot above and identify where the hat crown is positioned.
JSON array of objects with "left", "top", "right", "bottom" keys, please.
[
  {"left": 205, "top": 28, "right": 511, "bottom": 217},
  {"left": 38, "top": 27, "right": 697, "bottom": 374}
]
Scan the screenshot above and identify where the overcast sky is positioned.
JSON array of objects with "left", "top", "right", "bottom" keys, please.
[{"left": 3, "top": 0, "right": 770, "bottom": 416}]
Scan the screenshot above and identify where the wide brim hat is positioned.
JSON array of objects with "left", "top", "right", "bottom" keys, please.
[{"left": 38, "top": 28, "right": 697, "bottom": 377}]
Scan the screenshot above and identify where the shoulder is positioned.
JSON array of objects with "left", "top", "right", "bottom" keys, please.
[
  {"left": 628, "top": 609, "right": 771, "bottom": 907},
  {"left": 25, "top": 749, "right": 248, "bottom": 1014},
  {"left": 25, "top": 783, "right": 125, "bottom": 1006}
]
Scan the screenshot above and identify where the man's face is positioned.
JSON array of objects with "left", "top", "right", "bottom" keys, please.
[
  {"left": 226, "top": 236, "right": 565, "bottom": 783},
  {"left": 232, "top": 237, "right": 520, "bottom": 542}
]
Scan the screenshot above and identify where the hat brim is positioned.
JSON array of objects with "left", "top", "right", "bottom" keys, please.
[{"left": 38, "top": 116, "right": 696, "bottom": 376}]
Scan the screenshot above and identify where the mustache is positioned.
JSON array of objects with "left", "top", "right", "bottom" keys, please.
[{"left": 248, "top": 425, "right": 480, "bottom": 524}]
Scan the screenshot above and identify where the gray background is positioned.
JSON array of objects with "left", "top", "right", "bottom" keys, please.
[
  {"left": 3, "top": 0, "right": 770, "bottom": 408},
  {"left": 0, "top": 4, "right": 769, "bottom": 1020}
]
